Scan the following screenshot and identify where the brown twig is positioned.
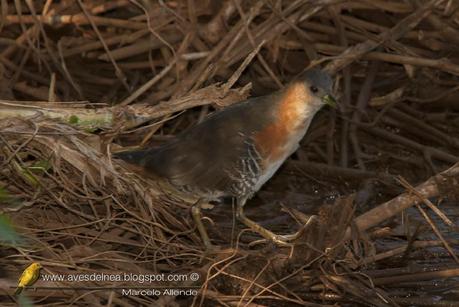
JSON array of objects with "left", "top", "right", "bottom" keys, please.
[{"left": 344, "top": 162, "right": 459, "bottom": 240}]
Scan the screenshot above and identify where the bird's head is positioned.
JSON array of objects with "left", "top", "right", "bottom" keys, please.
[
  {"left": 30, "top": 263, "right": 42, "bottom": 270},
  {"left": 297, "top": 69, "right": 336, "bottom": 109}
]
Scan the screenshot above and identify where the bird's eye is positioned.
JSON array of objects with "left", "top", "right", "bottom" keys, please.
[{"left": 310, "top": 86, "right": 318, "bottom": 93}]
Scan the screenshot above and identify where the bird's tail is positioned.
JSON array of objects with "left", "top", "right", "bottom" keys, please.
[
  {"left": 113, "top": 150, "right": 148, "bottom": 166},
  {"left": 14, "top": 286, "right": 23, "bottom": 296}
]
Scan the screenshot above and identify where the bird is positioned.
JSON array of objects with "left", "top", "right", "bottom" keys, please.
[
  {"left": 15, "top": 262, "right": 42, "bottom": 296},
  {"left": 115, "top": 69, "right": 336, "bottom": 248}
]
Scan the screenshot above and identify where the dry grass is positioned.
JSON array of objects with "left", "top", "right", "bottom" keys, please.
[{"left": 1, "top": 0, "right": 459, "bottom": 306}]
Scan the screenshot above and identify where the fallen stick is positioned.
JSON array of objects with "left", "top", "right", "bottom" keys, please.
[
  {"left": 373, "top": 268, "right": 459, "bottom": 286},
  {"left": 0, "top": 83, "right": 249, "bottom": 131},
  {"left": 344, "top": 162, "right": 459, "bottom": 240},
  {"left": 361, "top": 240, "right": 459, "bottom": 265}
]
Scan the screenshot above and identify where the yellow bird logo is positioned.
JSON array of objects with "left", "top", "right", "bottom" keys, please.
[{"left": 15, "top": 262, "right": 42, "bottom": 296}]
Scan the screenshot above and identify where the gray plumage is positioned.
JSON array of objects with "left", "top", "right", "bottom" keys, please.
[
  {"left": 115, "top": 94, "right": 279, "bottom": 199},
  {"left": 115, "top": 69, "right": 334, "bottom": 201}
]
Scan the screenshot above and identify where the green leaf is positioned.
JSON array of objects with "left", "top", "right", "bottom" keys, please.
[
  {"left": 17, "top": 293, "right": 34, "bottom": 306},
  {"left": 0, "top": 214, "right": 22, "bottom": 245},
  {"left": 27, "top": 160, "right": 51, "bottom": 173},
  {"left": 20, "top": 169, "right": 40, "bottom": 187},
  {"left": 0, "top": 186, "right": 20, "bottom": 205},
  {"left": 68, "top": 115, "right": 79, "bottom": 124}
]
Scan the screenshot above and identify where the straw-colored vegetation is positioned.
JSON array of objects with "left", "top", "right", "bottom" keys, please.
[{"left": 1, "top": 0, "right": 459, "bottom": 306}]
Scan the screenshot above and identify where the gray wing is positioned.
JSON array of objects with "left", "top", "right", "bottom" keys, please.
[{"left": 119, "top": 94, "right": 278, "bottom": 196}]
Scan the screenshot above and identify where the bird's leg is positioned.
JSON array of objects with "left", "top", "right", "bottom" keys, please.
[
  {"left": 276, "top": 215, "right": 318, "bottom": 240},
  {"left": 236, "top": 198, "right": 319, "bottom": 245},
  {"left": 191, "top": 199, "right": 213, "bottom": 250},
  {"left": 236, "top": 198, "right": 292, "bottom": 246}
]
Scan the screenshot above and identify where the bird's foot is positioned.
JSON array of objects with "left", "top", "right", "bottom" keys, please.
[{"left": 247, "top": 215, "right": 319, "bottom": 247}]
